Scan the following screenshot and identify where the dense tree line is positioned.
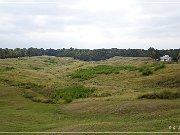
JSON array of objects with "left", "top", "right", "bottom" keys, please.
[{"left": 0, "top": 47, "right": 180, "bottom": 61}]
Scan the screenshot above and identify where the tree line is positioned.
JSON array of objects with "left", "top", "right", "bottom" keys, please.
[{"left": 0, "top": 47, "right": 180, "bottom": 61}]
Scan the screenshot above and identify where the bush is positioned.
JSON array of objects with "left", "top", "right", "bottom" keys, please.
[
  {"left": 44, "top": 58, "right": 57, "bottom": 64},
  {"left": 71, "top": 63, "right": 165, "bottom": 80},
  {"left": 23, "top": 90, "right": 55, "bottom": 103},
  {"left": 30, "top": 66, "right": 42, "bottom": 70},
  {"left": 54, "top": 85, "right": 95, "bottom": 103},
  {"left": 156, "top": 77, "right": 180, "bottom": 88},
  {"left": 114, "top": 71, "right": 119, "bottom": 74},
  {"left": 94, "top": 92, "right": 112, "bottom": 97},
  {"left": 142, "top": 69, "right": 153, "bottom": 76},
  {"left": 153, "top": 63, "right": 165, "bottom": 71},
  {"left": 71, "top": 65, "right": 137, "bottom": 80},
  {"left": 63, "top": 96, "right": 73, "bottom": 103},
  {"left": 139, "top": 91, "right": 180, "bottom": 99},
  {"left": 22, "top": 90, "right": 36, "bottom": 99},
  {"left": 31, "top": 97, "right": 55, "bottom": 104},
  {"left": 18, "top": 82, "right": 44, "bottom": 90},
  {"left": 138, "top": 63, "right": 165, "bottom": 76},
  {"left": 0, "top": 66, "right": 15, "bottom": 72}
]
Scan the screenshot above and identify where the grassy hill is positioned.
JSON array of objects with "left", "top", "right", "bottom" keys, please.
[{"left": 0, "top": 56, "right": 179, "bottom": 132}]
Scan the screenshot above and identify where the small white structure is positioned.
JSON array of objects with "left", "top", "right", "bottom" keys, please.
[{"left": 160, "top": 55, "right": 172, "bottom": 61}]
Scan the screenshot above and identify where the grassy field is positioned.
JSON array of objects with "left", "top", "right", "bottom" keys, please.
[{"left": 0, "top": 56, "right": 180, "bottom": 133}]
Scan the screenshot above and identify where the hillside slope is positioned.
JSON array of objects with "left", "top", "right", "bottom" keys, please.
[{"left": 0, "top": 56, "right": 179, "bottom": 132}]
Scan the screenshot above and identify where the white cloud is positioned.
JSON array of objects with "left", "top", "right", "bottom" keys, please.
[{"left": 0, "top": 0, "right": 180, "bottom": 49}]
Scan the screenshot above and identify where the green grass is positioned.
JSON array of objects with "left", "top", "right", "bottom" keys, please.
[
  {"left": 0, "top": 56, "right": 179, "bottom": 132},
  {"left": 1, "top": 83, "right": 179, "bottom": 132}
]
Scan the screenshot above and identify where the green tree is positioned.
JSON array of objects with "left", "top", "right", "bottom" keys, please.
[
  {"left": 148, "top": 47, "right": 159, "bottom": 60},
  {"left": 0, "top": 48, "right": 5, "bottom": 59}
]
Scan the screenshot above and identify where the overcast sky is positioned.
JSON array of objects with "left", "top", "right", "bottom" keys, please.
[{"left": 0, "top": 0, "right": 180, "bottom": 49}]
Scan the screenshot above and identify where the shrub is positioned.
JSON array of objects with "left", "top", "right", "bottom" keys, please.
[
  {"left": 30, "top": 66, "right": 42, "bottom": 70},
  {"left": 63, "top": 96, "right": 73, "bottom": 103},
  {"left": 138, "top": 91, "right": 180, "bottom": 99},
  {"left": 42, "top": 88, "right": 56, "bottom": 98},
  {"left": 71, "top": 65, "right": 137, "bottom": 80},
  {"left": 94, "top": 92, "right": 112, "bottom": 97},
  {"left": 114, "top": 71, "right": 119, "bottom": 74},
  {"left": 71, "top": 63, "right": 164, "bottom": 79},
  {"left": 18, "top": 82, "right": 44, "bottom": 90},
  {"left": 0, "top": 66, "right": 15, "bottom": 72},
  {"left": 31, "top": 97, "right": 55, "bottom": 104},
  {"left": 156, "top": 77, "right": 180, "bottom": 88},
  {"left": 138, "top": 63, "right": 165, "bottom": 76},
  {"left": 142, "top": 69, "right": 153, "bottom": 76},
  {"left": 54, "top": 85, "right": 95, "bottom": 103},
  {"left": 153, "top": 63, "right": 165, "bottom": 71},
  {"left": 23, "top": 90, "right": 55, "bottom": 104},
  {"left": 44, "top": 58, "right": 57, "bottom": 64},
  {"left": 0, "top": 78, "right": 14, "bottom": 85},
  {"left": 22, "top": 89, "right": 40, "bottom": 99}
]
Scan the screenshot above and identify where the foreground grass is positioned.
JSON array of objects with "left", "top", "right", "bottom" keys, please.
[
  {"left": 0, "top": 56, "right": 179, "bottom": 132},
  {"left": 0, "top": 83, "right": 179, "bottom": 132}
]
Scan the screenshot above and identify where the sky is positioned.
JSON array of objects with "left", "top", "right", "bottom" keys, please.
[{"left": 0, "top": 0, "right": 180, "bottom": 49}]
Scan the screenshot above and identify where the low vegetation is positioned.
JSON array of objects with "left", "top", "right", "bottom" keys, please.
[
  {"left": 156, "top": 76, "right": 180, "bottom": 88},
  {"left": 23, "top": 89, "right": 54, "bottom": 103},
  {"left": 0, "top": 66, "right": 15, "bottom": 72},
  {"left": 44, "top": 57, "right": 58, "bottom": 64},
  {"left": 138, "top": 63, "right": 165, "bottom": 76},
  {"left": 71, "top": 65, "right": 138, "bottom": 80},
  {"left": 0, "top": 78, "right": 44, "bottom": 90},
  {"left": 71, "top": 63, "right": 165, "bottom": 80},
  {"left": 54, "top": 85, "right": 95, "bottom": 103},
  {"left": 139, "top": 91, "right": 180, "bottom": 99}
]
